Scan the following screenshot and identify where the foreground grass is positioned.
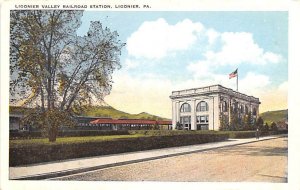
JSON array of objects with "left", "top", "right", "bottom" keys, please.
[
  {"left": 11, "top": 130, "right": 276, "bottom": 148},
  {"left": 10, "top": 130, "right": 225, "bottom": 147},
  {"left": 10, "top": 134, "right": 146, "bottom": 147}
]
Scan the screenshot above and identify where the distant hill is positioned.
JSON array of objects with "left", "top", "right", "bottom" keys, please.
[
  {"left": 80, "top": 106, "right": 169, "bottom": 120},
  {"left": 9, "top": 105, "right": 169, "bottom": 121},
  {"left": 260, "top": 109, "right": 288, "bottom": 124}
]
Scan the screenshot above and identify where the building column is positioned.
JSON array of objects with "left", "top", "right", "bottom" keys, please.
[
  {"left": 176, "top": 102, "right": 180, "bottom": 128},
  {"left": 172, "top": 101, "right": 176, "bottom": 130},
  {"left": 228, "top": 97, "right": 232, "bottom": 124},
  {"left": 190, "top": 99, "right": 196, "bottom": 130},
  {"left": 214, "top": 95, "right": 220, "bottom": 130},
  {"left": 172, "top": 101, "right": 180, "bottom": 130}
]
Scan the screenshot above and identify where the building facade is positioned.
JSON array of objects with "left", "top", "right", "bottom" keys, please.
[{"left": 169, "top": 84, "right": 260, "bottom": 130}]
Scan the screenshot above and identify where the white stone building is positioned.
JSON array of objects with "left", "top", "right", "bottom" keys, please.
[{"left": 169, "top": 84, "right": 260, "bottom": 130}]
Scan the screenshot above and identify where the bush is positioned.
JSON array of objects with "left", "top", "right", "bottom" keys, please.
[
  {"left": 9, "top": 133, "right": 229, "bottom": 166},
  {"left": 220, "top": 130, "right": 287, "bottom": 139},
  {"left": 270, "top": 122, "right": 278, "bottom": 131},
  {"left": 9, "top": 131, "right": 44, "bottom": 139},
  {"left": 128, "top": 130, "right": 219, "bottom": 136},
  {"left": 9, "top": 130, "right": 130, "bottom": 139},
  {"left": 224, "top": 131, "right": 256, "bottom": 138}
]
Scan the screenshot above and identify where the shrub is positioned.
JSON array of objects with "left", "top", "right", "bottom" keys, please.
[
  {"left": 225, "top": 131, "right": 256, "bottom": 138},
  {"left": 9, "top": 133, "right": 229, "bottom": 166},
  {"left": 9, "top": 130, "right": 130, "bottom": 139},
  {"left": 270, "top": 122, "right": 278, "bottom": 131}
]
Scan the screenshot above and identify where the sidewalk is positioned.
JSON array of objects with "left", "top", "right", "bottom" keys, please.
[{"left": 9, "top": 135, "right": 286, "bottom": 180}]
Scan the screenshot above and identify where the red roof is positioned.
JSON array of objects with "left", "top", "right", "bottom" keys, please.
[{"left": 90, "top": 118, "right": 171, "bottom": 125}]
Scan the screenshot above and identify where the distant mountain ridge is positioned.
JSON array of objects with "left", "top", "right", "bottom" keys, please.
[
  {"left": 260, "top": 109, "right": 288, "bottom": 124},
  {"left": 80, "top": 106, "right": 169, "bottom": 120},
  {"left": 9, "top": 105, "right": 169, "bottom": 121}
]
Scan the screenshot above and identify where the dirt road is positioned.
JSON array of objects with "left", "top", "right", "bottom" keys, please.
[{"left": 56, "top": 137, "right": 287, "bottom": 182}]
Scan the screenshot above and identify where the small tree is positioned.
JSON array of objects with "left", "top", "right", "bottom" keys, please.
[
  {"left": 219, "top": 113, "right": 229, "bottom": 131},
  {"left": 175, "top": 121, "right": 182, "bottom": 130},
  {"left": 270, "top": 122, "right": 278, "bottom": 131},
  {"left": 245, "top": 112, "right": 254, "bottom": 130},
  {"left": 256, "top": 117, "right": 264, "bottom": 130},
  {"left": 229, "top": 107, "right": 239, "bottom": 131},
  {"left": 263, "top": 122, "right": 269, "bottom": 132}
]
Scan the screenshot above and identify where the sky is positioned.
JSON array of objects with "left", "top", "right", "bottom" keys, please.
[{"left": 77, "top": 11, "right": 288, "bottom": 118}]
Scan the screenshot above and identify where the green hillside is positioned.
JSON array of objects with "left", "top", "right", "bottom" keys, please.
[
  {"left": 78, "top": 106, "right": 169, "bottom": 120},
  {"left": 10, "top": 105, "right": 169, "bottom": 120},
  {"left": 260, "top": 109, "right": 288, "bottom": 124}
]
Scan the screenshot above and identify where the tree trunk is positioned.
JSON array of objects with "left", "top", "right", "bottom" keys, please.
[{"left": 48, "top": 127, "right": 57, "bottom": 142}]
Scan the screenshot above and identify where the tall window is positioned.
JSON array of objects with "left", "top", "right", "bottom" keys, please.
[
  {"left": 240, "top": 105, "right": 244, "bottom": 114},
  {"left": 196, "top": 115, "right": 209, "bottom": 123},
  {"left": 253, "top": 108, "right": 257, "bottom": 116},
  {"left": 222, "top": 101, "right": 228, "bottom": 112},
  {"left": 180, "top": 103, "right": 191, "bottom": 112},
  {"left": 196, "top": 101, "right": 208, "bottom": 112}
]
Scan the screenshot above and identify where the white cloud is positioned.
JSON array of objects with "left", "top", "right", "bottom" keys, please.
[
  {"left": 204, "top": 32, "right": 282, "bottom": 66},
  {"left": 206, "top": 28, "right": 220, "bottom": 45},
  {"left": 263, "top": 52, "right": 283, "bottom": 64},
  {"left": 126, "top": 18, "right": 204, "bottom": 59},
  {"left": 239, "top": 72, "right": 271, "bottom": 94},
  {"left": 127, "top": 19, "right": 282, "bottom": 69},
  {"left": 187, "top": 60, "right": 212, "bottom": 78}
]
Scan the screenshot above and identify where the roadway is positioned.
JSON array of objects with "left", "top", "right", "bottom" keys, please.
[{"left": 54, "top": 136, "right": 287, "bottom": 182}]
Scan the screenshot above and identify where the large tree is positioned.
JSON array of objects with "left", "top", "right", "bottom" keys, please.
[{"left": 10, "top": 10, "right": 125, "bottom": 141}]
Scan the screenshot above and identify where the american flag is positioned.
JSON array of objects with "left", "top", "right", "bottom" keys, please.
[{"left": 229, "top": 69, "right": 238, "bottom": 79}]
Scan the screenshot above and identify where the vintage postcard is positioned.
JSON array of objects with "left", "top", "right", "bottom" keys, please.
[{"left": 1, "top": 0, "right": 300, "bottom": 190}]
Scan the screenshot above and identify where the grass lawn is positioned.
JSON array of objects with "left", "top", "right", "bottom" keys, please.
[
  {"left": 10, "top": 130, "right": 276, "bottom": 148},
  {"left": 10, "top": 134, "right": 146, "bottom": 147}
]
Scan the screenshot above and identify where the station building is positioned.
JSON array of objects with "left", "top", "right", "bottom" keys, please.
[{"left": 169, "top": 84, "right": 260, "bottom": 130}]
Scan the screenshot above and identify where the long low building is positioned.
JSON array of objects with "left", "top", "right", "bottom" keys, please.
[
  {"left": 9, "top": 111, "right": 172, "bottom": 131},
  {"left": 90, "top": 118, "right": 172, "bottom": 130},
  {"left": 170, "top": 84, "right": 260, "bottom": 131}
]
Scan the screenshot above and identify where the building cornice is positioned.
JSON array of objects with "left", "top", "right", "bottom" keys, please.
[{"left": 170, "top": 84, "right": 260, "bottom": 104}]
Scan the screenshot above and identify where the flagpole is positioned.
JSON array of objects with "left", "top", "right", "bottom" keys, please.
[{"left": 237, "top": 69, "right": 238, "bottom": 92}]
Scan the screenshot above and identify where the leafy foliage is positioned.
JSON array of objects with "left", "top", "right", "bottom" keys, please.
[{"left": 270, "top": 122, "right": 278, "bottom": 131}]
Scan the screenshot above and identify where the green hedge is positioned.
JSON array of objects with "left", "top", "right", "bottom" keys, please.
[
  {"left": 9, "top": 133, "right": 228, "bottom": 166},
  {"left": 10, "top": 129, "right": 287, "bottom": 140},
  {"left": 9, "top": 129, "right": 219, "bottom": 139},
  {"left": 128, "top": 130, "right": 219, "bottom": 136},
  {"left": 9, "top": 130, "right": 130, "bottom": 139},
  {"left": 223, "top": 130, "right": 288, "bottom": 138}
]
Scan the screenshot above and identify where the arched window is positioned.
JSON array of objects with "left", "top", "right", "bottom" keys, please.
[
  {"left": 245, "top": 105, "right": 249, "bottom": 114},
  {"left": 222, "top": 101, "right": 228, "bottom": 112},
  {"left": 196, "top": 101, "right": 209, "bottom": 112},
  {"left": 180, "top": 103, "right": 191, "bottom": 112}
]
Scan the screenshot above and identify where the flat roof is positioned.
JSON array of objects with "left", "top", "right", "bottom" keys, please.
[
  {"left": 170, "top": 84, "right": 260, "bottom": 103},
  {"left": 90, "top": 118, "right": 172, "bottom": 125}
]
